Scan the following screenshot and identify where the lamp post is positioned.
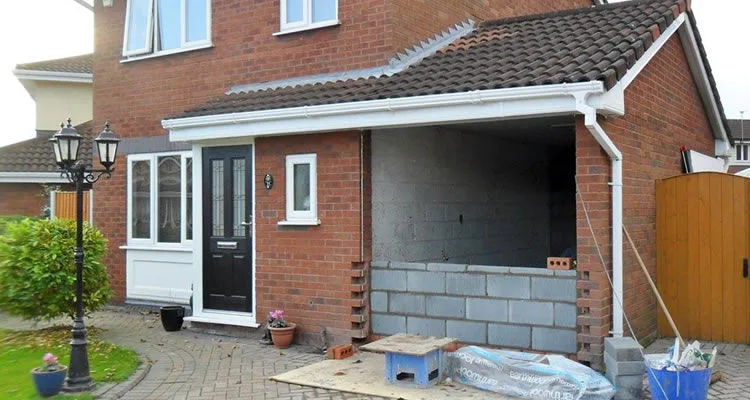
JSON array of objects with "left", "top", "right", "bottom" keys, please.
[{"left": 50, "top": 118, "right": 120, "bottom": 392}]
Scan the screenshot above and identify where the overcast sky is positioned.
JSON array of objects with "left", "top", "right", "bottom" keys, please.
[{"left": 0, "top": 0, "right": 747, "bottom": 147}]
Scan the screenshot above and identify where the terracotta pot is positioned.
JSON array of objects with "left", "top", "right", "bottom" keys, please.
[{"left": 269, "top": 323, "right": 296, "bottom": 349}]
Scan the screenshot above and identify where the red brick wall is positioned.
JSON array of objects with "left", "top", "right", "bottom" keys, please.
[
  {"left": 0, "top": 183, "right": 48, "bottom": 217},
  {"left": 254, "top": 131, "right": 365, "bottom": 343},
  {"left": 575, "top": 36, "right": 716, "bottom": 368},
  {"left": 390, "top": 0, "right": 592, "bottom": 53}
]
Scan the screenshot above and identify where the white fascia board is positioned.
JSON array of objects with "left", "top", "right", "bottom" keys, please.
[
  {"left": 621, "top": 13, "right": 686, "bottom": 90},
  {"left": 165, "top": 81, "right": 606, "bottom": 142},
  {"left": 12, "top": 69, "right": 93, "bottom": 84},
  {"left": 0, "top": 172, "right": 68, "bottom": 183}
]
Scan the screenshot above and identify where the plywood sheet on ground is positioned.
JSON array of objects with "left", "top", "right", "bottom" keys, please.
[
  {"left": 270, "top": 352, "right": 510, "bottom": 400},
  {"left": 359, "top": 333, "right": 457, "bottom": 355}
]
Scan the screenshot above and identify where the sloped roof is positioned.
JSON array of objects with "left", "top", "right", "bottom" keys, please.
[
  {"left": 14, "top": 54, "right": 93, "bottom": 74},
  {"left": 727, "top": 119, "right": 748, "bottom": 141},
  {"left": 170, "top": 0, "right": 701, "bottom": 120},
  {"left": 0, "top": 121, "right": 94, "bottom": 173}
]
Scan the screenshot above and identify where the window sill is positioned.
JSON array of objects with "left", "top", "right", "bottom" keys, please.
[
  {"left": 273, "top": 20, "right": 340, "bottom": 36},
  {"left": 277, "top": 219, "right": 321, "bottom": 226},
  {"left": 120, "top": 245, "right": 194, "bottom": 252},
  {"left": 120, "top": 43, "right": 213, "bottom": 64}
]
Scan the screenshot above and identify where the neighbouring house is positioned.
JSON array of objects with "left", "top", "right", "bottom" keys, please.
[
  {"left": 727, "top": 119, "right": 749, "bottom": 175},
  {"left": 93, "top": 0, "right": 732, "bottom": 369},
  {"left": 0, "top": 54, "right": 93, "bottom": 217}
]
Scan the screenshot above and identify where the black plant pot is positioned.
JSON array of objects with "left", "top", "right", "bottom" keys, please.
[{"left": 160, "top": 306, "right": 185, "bottom": 332}]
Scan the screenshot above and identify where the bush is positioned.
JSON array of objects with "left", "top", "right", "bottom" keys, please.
[
  {"left": 0, "top": 216, "right": 33, "bottom": 236},
  {"left": 0, "top": 218, "right": 112, "bottom": 321}
]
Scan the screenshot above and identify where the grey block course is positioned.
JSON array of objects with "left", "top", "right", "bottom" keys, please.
[
  {"left": 604, "top": 352, "right": 645, "bottom": 377},
  {"left": 407, "top": 317, "right": 446, "bottom": 337},
  {"left": 427, "top": 263, "right": 467, "bottom": 272},
  {"left": 488, "top": 324, "right": 531, "bottom": 348},
  {"left": 426, "top": 296, "right": 465, "bottom": 319},
  {"left": 466, "top": 298, "right": 508, "bottom": 322},
  {"left": 509, "top": 267, "right": 554, "bottom": 276},
  {"left": 612, "top": 375, "right": 644, "bottom": 391},
  {"left": 390, "top": 262, "right": 427, "bottom": 271},
  {"left": 613, "top": 386, "right": 644, "bottom": 400},
  {"left": 370, "top": 291, "right": 388, "bottom": 313},
  {"left": 447, "top": 320, "right": 487, "bottom": 344},
  {"left": 389, "top": 293, "right": 426, "bottom": 315},
  {"left": 467, "top": 265, "right": 510, "bottom": 274},
  {"left": 370, "top": 260, "right": 389, "bottom": 268},
  {"left": 509, "top": 300, "right": 553, "bottom": 326},
  {"left": 532, "top": 327, "right": 577, "bottom": 353},
  {"left": 554, "top": 270, "right": 577, "bottom": 278},
  {"left": 446, "top": 273, "right": 486, "bottom": 296},
  {"left": 554, "top": 303, "right": 577, "bottom": 328},
  {"left": 531, "top": 277, "right": 576, "bottom": 302},
  {"left": 605, "top": 337, "right": 644, "bottom": 361},
  {"left": 406, "top": 271, "right": 445, "bottom": 293},
  {"left": 371, "top": 270, "right": 407, "bottom": 291},
  {"left": 372, "top": 314, "right": 406, "bottom": 335},
  {"left": 487, "top": 275, "right": 530, "bottom": 299}
]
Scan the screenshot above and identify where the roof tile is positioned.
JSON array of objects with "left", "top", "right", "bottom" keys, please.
[
  {"left": 15, "top": 54, "right": 93, "bottom": 74},
  {"left": 0, "top": 122, "right": 94, "bottom": 173}
]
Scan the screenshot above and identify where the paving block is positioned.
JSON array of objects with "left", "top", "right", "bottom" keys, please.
[
  {"left": 427, "top": 263, "right": 467, "bottom": 272},
  {"left": 406, "top": 317, "right": 446, "bottom": 338},
  {"left": 614, "top": 385, "right": 644, "bottom": 400},
  {"left": 531, "top": 327, "right": 577, "bottom": 354},
  {"left": 554, "top": 302, "right": 577, "bottom": 328},
  {"left": 370, "top": 291, "right": 387, "bottom": 313},
  {"left": 466, "top": 298, "right": 508, "bottom": 322},
  {"left": 372, "top": 270, "right": 406, "bottom": 291},
  {"left": 604, "top": 352, "right": 646, "bottom": 376},
  {"left": 446, "top": 273, "right": 486, "bottom": 296},
  {"left": 604, "top": 337, "right": 644, "bottom": 361},
  {"left": 509, "top": 300, "right": 553, "bottom": 325},
  {"left": 407, "top": 270, "right": 445, "bottom": 294},
  {"left": 389, "top": 293, "right": 426, "bottom": 315},
  {"left": 447, "top": 320, "right": 487, "bottom": 344},
  {"left": 426, "top": 296, "right": 465, "bottom": 318},
  {"left": 488, "top": 324, "right": 531, "bottom": 349},
  {"left": 613, "top": 374, "right": 644, "bottom": 391},
  {"left": 487, "top": 275, "right": 530, "bottom": 299},
  {"left": 372, "top": 314, "right": 406, "bottom": 335},
  {"left": 390, "top": 262, "right": 428, "bottom": 271},
  {"left": 531, "top": 277, "right": 576, "bottom": 302}
]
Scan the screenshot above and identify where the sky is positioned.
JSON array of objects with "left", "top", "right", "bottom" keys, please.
[{"left": 0, "top": 0, "right": 747, "bottom": 147}]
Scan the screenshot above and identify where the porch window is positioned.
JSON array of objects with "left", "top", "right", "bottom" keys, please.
[
  {"left": 280, "top": 0, "right": 338, "bottom": 33},
  {"left": 123, "top": 0, "right": 210, "bottom": 58},
  {"left": 736, "top": 142, "right": 749, "bottom": 163},
  {"left": 128, "top": 152, "right": 194, "bottom": 245},
  {"left": 283, "top": 153, "right": 318, "bottom": 225}
]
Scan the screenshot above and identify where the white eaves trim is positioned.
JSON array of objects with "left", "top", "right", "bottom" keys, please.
[
  {"left": 620, "top": 13, "right": 686, "bottom": 90},
  {"left": 0, "top": 172, "right": 68, "bottom": 184},
  {"left": 166, "top": 81, "right": 611, "bottom": 142},
  {"left": 12, "top": 69, "right": 93, "bottom": 84}
]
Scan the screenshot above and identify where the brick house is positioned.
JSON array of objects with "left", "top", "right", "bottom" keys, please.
[
  {"left": 727, "top": 119, "right": 749, "bottom": 174},
  {"left": 94, "top": 0, "right": 731, "bottom": 368}
]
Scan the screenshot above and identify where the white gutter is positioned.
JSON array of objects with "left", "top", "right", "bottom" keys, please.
[
  {"left": 575, "top": 94, "right": 624, "bottom": 338},
  {"left": 0, "top": 172, "right": 68, "bottom": 184},
  {"left": 12, "top": 69, "right": 93, "bottom": 84}
]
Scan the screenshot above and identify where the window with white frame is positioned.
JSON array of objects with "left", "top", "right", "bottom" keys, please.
[
  {"left": 284, "top": 154, "right": 318, "bottom": 224},
  {"left": 123, "top": 0, "right": 211, "bottom": 57},
  {"left": 128, "top": 152, "right": 194, "bottom": 244},
  {"left": 735, "top": 142, "right": 749, "bottom": 163},
  {"left": 281, "top": 0, "right": 338, "bottom": 32}
]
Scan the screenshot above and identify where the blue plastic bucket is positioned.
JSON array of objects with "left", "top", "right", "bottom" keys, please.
[{"left": 647, "top": 367, "right": 711, "bottom": 400}]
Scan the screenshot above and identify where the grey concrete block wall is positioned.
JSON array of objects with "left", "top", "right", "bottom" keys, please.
[{"left": 371, "top": 262, "right": 577, "bottom": 353}]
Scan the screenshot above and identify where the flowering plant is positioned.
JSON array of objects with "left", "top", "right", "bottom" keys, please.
[
  {"left": 268, "top": 309, "right": 290, "bottom": 328},
  {"left": 36, "top": 353, "right": 65, "bottom": 373}
]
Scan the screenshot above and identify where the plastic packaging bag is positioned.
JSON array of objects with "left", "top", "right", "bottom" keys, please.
[{"left": 444, "top": 346, "right": 615, "bottom": 400}]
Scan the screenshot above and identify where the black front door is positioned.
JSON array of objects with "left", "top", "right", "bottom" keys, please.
[{"left": 202, "top": 146, "right": 253, "bottom": 312}]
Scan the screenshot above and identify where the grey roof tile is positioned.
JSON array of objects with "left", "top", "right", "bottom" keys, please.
[
  {"left": 15, "top": 54, "right": 93, "bottom": 74},
  {"left": 0, "top": 121, "right": 94, "bottom": 173}
]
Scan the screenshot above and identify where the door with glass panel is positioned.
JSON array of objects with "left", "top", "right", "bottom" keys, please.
[{"left": 202, "top": 146, "right": 252, "bottom": 312}]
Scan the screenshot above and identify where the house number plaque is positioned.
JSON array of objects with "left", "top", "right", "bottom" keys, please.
[{"left": 264, "top": 174, "right": 274, "bottom": 189}]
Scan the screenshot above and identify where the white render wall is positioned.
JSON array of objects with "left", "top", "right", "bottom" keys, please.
[{"left": 372, "top": 127, "right": 551, "bottom": 266}]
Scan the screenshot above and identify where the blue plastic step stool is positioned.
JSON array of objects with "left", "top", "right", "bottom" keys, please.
[{"left": 360, "top": 333, "right": 457, "bottom": 388}]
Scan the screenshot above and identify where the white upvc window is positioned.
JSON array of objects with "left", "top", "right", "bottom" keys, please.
[
  {"left": 735, "top": 142, "right": 749, "bottom": 163},
  {"left": 281, "top": 153, "right": 319, "bottom": 225},
  {"left": 280, "top": 0, "right": 338, "bottom": 34},
  {"left": 127, "top": 152, "right": 194, "bottom": 245},
  {"left": 123, "top": 0, "right": 211, "bottom": 58}
]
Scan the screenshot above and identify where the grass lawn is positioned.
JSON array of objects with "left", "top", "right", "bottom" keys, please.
[{"left": 0, "top": 326, "right": 140, "bottom": 400}]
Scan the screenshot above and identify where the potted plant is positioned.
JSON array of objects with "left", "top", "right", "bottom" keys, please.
[
  {"left": 31, "top": 353, "right": 67, "bottom": 397},
  {"left": 268, "top": 309, "right": 296, "bottom": 349}
]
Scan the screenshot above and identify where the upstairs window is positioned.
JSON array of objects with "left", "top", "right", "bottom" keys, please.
[
  {"left": 281, "top": 0, "right": 338, "bottom": 33},
  {"left": 123, "top": 0, "right": 210, "bottom": 57},
  {"left": 736, "top": 142, "right": 749, "bottom": 163}
]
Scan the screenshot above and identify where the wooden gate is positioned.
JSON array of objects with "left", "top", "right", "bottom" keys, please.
[
  {"left": 51, "top": 191, "right": 91, "bottom": 223},
  {"left": 656, "top": 172, "right": 750, "bottom": 343}
]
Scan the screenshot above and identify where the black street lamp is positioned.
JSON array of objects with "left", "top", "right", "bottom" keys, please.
[{"left": 50, "top": 118, "right": 120, "bottom": 392}]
